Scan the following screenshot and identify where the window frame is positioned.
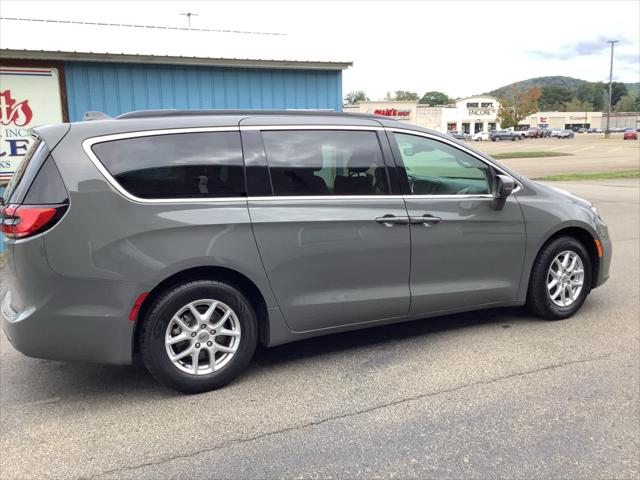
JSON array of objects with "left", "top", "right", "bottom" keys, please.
[
  {"left": 83, "top": 127, "right": 247, "bottom": 204},
  {"left": 250, "top": 126, "right": 401, "bottom": 198},
  {"left": 385, "top": 128, "right": 521, "bottom": 198}
]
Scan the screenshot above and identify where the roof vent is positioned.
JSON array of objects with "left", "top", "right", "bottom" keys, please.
[{"left": 83, "top": 111, "right": 112, "bottom": 121}]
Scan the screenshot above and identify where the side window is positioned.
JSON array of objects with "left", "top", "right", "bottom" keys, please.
[
  {"left": 393, "top": 133, "right": 491, "bottom": 195},
  {"left": 261, "top": 130, "right": 389, "bottom": 196},
  {"left": 92, "top": 132, "right": 244, "bottom": 199}
]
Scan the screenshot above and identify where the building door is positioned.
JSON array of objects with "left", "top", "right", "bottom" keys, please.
[
  {"left": 388, "top": 130, "right": 526, "bottom": 315},
  {"left": 245, "top": 127, "right": 411, "bottom": 332},
  {"left": 475, "top": 123, "right": 483, "bottom": 133},
  {"left": 462, "top": 123, "right": 470, "bottom": 134}
]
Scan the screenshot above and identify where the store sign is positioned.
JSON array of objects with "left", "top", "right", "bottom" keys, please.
[
  {"left": 466, "top": 101, "right": 496, "bottom": 117},
  {"left": 0, "top": 67, "right": 63, "bottom": 184},
  {"left": 373, "top": 108, "right": 411, "bottom": 119},
  {"left": 539, "top": 117, "right": 547, "bottom": 123}
]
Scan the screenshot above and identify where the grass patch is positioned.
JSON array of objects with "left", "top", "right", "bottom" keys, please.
[
  {"left": 535, "top": 170, "right": 640, "bottom": 181},
  {"left": 492, "top": 151, "right": 574, "bottom": 159}
]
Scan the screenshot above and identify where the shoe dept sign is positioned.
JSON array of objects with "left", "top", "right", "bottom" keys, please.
[{"left": 0, "top": 67, "right": 64, "bottom": 184}]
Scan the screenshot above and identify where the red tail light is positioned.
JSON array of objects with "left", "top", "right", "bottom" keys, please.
[{"left": 1, "top": 204, "right": 67, "bottom": 239}]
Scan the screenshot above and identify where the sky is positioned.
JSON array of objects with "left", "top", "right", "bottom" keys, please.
[{"left": 1, "top": 0, "right": 638, "bottom": 99}]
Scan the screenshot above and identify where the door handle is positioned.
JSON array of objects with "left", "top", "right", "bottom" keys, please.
[
  {"left": 375, "top": 215, "right": 410, "bottom": 227},
  {"left": 410, "top": 214, "right": 443, "bottom": 226}
]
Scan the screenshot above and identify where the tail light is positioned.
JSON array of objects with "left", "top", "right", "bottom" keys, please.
[{"left": 1, "top": 204, "right": 68, "bottom": 239}]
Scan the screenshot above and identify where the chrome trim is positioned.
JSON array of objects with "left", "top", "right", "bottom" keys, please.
[
  {"left": 248, "top": 195, "right": 404, "bottom": 201},
  {"left": 387, "top": 127, "right": 523, "bottom": 194},
  {"left": 82, "top": 127, "right": 247, "bottom": 204},
  {"left": 240, "top": 125, "right": 384, "bottom": 131},
  {"left": 403, "top": 194, "right": 494, "bottom": 200}
]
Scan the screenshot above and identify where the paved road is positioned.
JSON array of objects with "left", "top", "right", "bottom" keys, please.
[
  {"left": 469, "top": 133, "right": 639, "bottom": 178},
  {"left": 1, "top": 180, "right": 639, "bottom": 479}
]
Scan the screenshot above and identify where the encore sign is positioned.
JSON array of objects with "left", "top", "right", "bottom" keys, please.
[
  {"left": 466, "top": 101, "right": 496, "bottom": 116},
  {"left": 374, "top": 108, "right": 411, "bottom": 118}
]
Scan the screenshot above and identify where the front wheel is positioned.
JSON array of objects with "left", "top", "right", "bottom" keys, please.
[
  {"left": 527, "top": 236, "right": 592, "bottom": 320},
  {"left": 140, "top": 280, "right": 258, "bottom": 393}
]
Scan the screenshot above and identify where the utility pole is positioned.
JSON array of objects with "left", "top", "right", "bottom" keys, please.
[
  {"left": 180, "top": 12, "right": 198, "bottom": 28},
  {"left": 605, "top": 40, "right": 618, "bottom": 138}
]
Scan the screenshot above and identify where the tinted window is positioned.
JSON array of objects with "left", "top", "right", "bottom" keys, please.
[
  {"left": 261, "top": 130, "right": 389, "bottom": 196},
  {"left": 92, "top": 132, "right": 244, "bottom": 199},
  {"left": 3, "top": 138, "right": 47, "bottom": 204},
  {"left": 394, "top": 133, "right": 491, "bottom": 195},
  {"left": 23, "top": 157, "right": 68, "bottom": 205}
]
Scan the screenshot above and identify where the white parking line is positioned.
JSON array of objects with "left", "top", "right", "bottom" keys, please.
[
  {"left": 573, "top": 146, "right": 595, "bottom": 152},
  {"left": 546, "top": 146, "right": 568, "bottom": 151},
  {"left": 608, "top": 147, "right": 623, "bottom": 153}
]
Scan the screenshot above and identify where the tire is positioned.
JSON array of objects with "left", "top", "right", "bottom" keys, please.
[
  {"left": 527, "top": 236, "right": 592, "bottom": 320},
  {"left": 140, "top": 280, "right": 258, "bottom": 393}
]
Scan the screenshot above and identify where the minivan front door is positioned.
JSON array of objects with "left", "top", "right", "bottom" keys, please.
[
  {"left": 244, "top": 127, "right": 411, "bottom": 332},
  {"left": 389, "top": 130, "right": 526, "bottom": 315}
]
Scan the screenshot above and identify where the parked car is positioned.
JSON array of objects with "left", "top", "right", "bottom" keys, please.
[
  {"left": 557, "top": 129, "right": 575, "bottom": 139},
  {"left": 587, "top": 128, "right": 597, "bottom": 133},
  {"left": 578, "top": 128, "right": 587, "bottom": 134},
  {"left": 472, "top": 131, "right": 490, "bottom": 141},
  {"left": 550, "top": 129, "right": 563, "bottom": 137},
  {"left": 447, "top": 130, "right": 471, "bottom": 140},
  {"left": 490, "top": 130, "right": 521, "bottom": 141},
  {"left": 527, "top": 128, "right": 544, "bottom": 138},
  {"left": 539, "top": 128, "right": 552, "bottom": 138},
  {"left": 0, "top": 110, "right": 611, "bottom": 393},
  {"left": 623, "top": 129, "right": 638, "bottom": 140}
]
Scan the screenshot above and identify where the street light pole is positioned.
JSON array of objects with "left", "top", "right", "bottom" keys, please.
[{"left": 605, "top": 40, "right": 618, "bottom": 138}]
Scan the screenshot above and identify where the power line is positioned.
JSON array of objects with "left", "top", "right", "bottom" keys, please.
[{"left": 0, "top": 16, "right": 287, "bottom": 36}]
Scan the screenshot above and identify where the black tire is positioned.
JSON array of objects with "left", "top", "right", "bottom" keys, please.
[
  {"left": 140, "top": 280, "right": 258, "bottom": 393},
  {"left": 527, "top": 236, "right": 592, "bottom": 320}
]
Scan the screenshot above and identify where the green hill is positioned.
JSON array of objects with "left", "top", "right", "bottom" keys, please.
[{"left": 484, "top": 76, "right": 639, "bottom": 98}]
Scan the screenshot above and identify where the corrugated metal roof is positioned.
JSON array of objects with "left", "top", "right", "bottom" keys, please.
[{"left": 0, "top": 17, "right": 352, "bottom": 69}]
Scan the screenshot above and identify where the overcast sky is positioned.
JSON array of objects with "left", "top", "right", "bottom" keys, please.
[{"left": 2, "top": 0, "right": 638, "bottom": 99}]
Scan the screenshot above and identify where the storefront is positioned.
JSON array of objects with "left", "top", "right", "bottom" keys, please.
[{"left": 345, "top": 96, "right": 502, "bottom": 133}]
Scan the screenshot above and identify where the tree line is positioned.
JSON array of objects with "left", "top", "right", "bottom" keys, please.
[{"left": 344, "top": 82, "right": 639, "bottom": 114}]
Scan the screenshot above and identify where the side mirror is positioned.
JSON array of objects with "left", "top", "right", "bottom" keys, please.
[{"left": 492, "top": 174, "right": 516, "bottom": 210}]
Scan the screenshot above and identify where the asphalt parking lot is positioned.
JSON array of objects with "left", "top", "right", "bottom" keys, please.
[
  {"left": 469, "top": 132, "right": 640, "bottom": 178},
  {"left": 1, "top": 178, "right": 639, "bottom": 479}
]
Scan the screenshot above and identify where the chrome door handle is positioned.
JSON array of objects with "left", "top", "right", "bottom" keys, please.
[
  {"left": 410, "top": 214, "right": 442, "bottom": 226},
  {"left": 375, "top": 215, "right": 410, "bottom": 227}
]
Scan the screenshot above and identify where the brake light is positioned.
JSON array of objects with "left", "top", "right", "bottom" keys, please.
[{"left": 1, "top": 204, "right": 65, "bottom": 239}]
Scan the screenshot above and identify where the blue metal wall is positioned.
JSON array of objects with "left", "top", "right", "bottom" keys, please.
[{"left": 64, "top": 61, "right": 343, "bottom": 121}]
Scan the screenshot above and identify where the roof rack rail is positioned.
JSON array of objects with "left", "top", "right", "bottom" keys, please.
[
  {"left": 115, "top": 109, "right": 394, "bottom": 121},
  {"left": 83, "top": 111, "right": 112, "bottom": 121}
]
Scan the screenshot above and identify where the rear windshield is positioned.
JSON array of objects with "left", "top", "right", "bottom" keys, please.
[{"left": 2, "top": 137, "right": 48, "bottom": 204}]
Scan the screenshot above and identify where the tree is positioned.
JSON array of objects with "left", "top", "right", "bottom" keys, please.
[
  {"left": 610, "top": 82, "right": 628, "bottom": 109},
  {"left": 385, "top": 90, "right": 420, "bottom": 101},
  {"left": 614, "top": 93, "right": 640, "bottom": 112},
  {"left": 576, "top": 82, "right": 605, "bottom": 111},
  {"left": 343, "top": 90, "right": 369, "bottom": 105},
  {"left": 496, "top": 86, "right": 541, "bottom": 129},
  {"left": 419, "top": 91, "right": 449, "bottom": 106},
  {"left": 538, "top": 85, "right": 574, "bottom": 111}
]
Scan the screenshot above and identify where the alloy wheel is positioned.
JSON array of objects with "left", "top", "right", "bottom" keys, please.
[{"left": 547, "top": 251, "right": 585, "bottom": 307}]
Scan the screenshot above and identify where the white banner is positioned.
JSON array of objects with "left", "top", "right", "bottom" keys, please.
[{"left": 0, "top": 66, "right": 64, "bottom": 184}]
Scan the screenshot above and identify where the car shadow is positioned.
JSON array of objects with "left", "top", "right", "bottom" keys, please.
[{"left": 2, "top": 306, "right": 534, "bottom": 401}]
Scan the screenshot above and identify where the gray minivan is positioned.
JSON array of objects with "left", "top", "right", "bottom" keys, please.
[{"left": 1, "top": 110, "right": 611, "bottom": 393}]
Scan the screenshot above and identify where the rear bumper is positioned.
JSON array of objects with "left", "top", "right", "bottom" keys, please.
[
  {"left": 1, "top": 238, "right": 137, "bottom": 365},
  {"left": 1, "top": 288, "right": 135, "bottom": 365}
]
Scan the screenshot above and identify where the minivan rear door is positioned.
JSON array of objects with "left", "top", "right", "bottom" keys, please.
[{"left": 241, "top": 121, "right": 411, "bottom": 332}]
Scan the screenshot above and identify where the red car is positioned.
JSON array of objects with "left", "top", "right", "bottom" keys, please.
[{"left": 623, "top": 129, "right": 638, "bottom": 140}]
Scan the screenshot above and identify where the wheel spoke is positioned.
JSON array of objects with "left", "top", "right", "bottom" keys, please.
[
  {"left": 167, "top": 333, "right": 190, "bottom": 345},
  {"left": 214, "top": 342, "right": 236, "bottom": 354},
  {"left": 562, "top": 253, "right": 571, "bottom": 268},
  {"left": 188, "top": 304, "right": 202, "bottom": 322},
  {"left": 217, "top": 328, "right": 240, "bottom": 337},
  {"left": 170, "top": 344, "right": 195, "bottom": 362},
  {"left": 173, "top": 315, "right": 193, "bottom": 333},
  {"left": 548, "top": 278, "right": 559, "bottom": 289},
  {"left": 202, "top": 302, "right": 219, "bottom": 322},
  {"left": 567, "top": 255, "right": 578, "bottom": 272},
  {"left": 559, "top": 286, "right": 567, "bottom": 304},
  {"left": 550, "top": 286, "right": 562, "bottom": 300},
  {"left": 191, "top": 351, "right": 200, "bottom": 373}
]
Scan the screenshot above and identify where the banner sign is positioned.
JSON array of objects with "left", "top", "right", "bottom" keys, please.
[{"left": 0, "top": 67, "right": 64, "bottom": 184}]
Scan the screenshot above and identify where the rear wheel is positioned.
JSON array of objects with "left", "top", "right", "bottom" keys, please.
[
  {"left": 527, "top": 236, "right": 592, "bottom": 320},
  {"left": 140, "top": 280, "right": 258, "bottom": 393}
]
